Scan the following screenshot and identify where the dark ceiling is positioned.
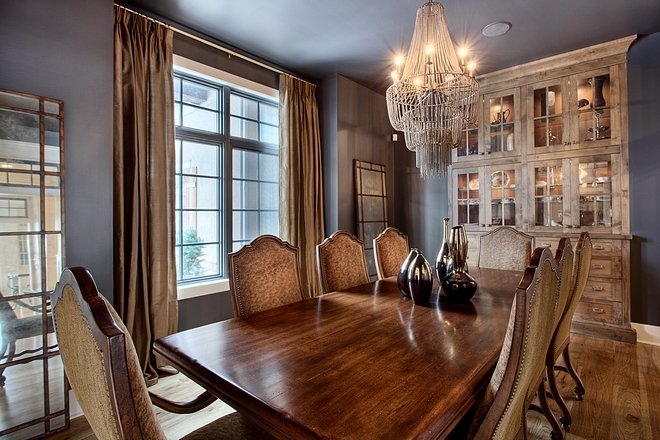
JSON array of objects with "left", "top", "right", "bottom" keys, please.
[{"left": 120, "top": 0, "right": 660, "bottom": 95}]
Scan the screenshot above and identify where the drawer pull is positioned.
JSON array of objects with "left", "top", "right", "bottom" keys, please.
[
  {"left": 592, "top": 264, "right": 604, "bottom": 269},
  {"left": 592, "top": 307, "right": 605, "bottom": 314},
  {"left": 593, "top": 245, "right": 604, "bottom": 250},
  {"left": 592, "top": 286, "right": 604, "bottom": 291}
]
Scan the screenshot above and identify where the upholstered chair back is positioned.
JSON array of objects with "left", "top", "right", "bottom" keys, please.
[
  {"left": 316, "top": 230, "right": 370, "bottom": 294},
  {"left": 552, "top": 232, "right": 592, "bottom": 358},
  {"left": 373, "top": 227, "right": 409, "bottom": 280},
  {"left": 552, "top": 237, "right": 575, "bottom": 330},
  {"left": 470, "top": 246, "right": 560, "bottom": 440},
  {"left": 228, "top": 235, "right": 306, "bottom": 317},
  {"left": 52, "top": 267, "right": 166, "bottom": 440},
  {"left": 477, "top": 226, "right": 534, "bottom": 272}
]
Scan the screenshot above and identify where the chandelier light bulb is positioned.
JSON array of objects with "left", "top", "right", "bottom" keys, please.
[
  {"left": 395, "top": 56, "right": 404, "bottom": 66},
  {"left": 467, "top": 61, "right": 476, "bottom": 76},
  {"left": 457, "top": 47, "right": 468, "bottom": 59},
  {"left": 425, "top": 44, "right": 435, "bottom": 55}
]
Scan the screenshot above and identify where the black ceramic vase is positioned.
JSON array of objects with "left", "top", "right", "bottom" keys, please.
[
  {"left": 407, "top": 252, "right": 433, "bottom": 305},
  {"left": 397, "top": 248, "right": 418, "bottom": 298},
  {"left": 442, "top": 225, "right": 478, "bottom": 301},
  {"left": 435, "top": 217, "right": 451, "bottom": 283}
]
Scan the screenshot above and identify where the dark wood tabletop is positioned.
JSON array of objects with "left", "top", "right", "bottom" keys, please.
[{"left": 154, "top": 267, "right": 523, "bottom": 440}]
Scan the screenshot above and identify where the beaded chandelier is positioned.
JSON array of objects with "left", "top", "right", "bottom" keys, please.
[{"left": 386, "top": 1, "right": 479, "bottom": 178}]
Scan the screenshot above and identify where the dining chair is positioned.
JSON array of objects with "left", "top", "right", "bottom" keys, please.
[
  {"left": 316, "top": 230, "right": 370, "bottom": 294},
  {"left": 477, "top": 226, "right": 534, "bottom": 272},
  {"left": 469, "top": 246, "right": 560, "bottom": 440},
  {"left": 373, "top": 227, "right": 409, "bottom": 280},
  {"left": 528, "top": 237, "right": 574, "bottom": 439},
  {"left": 51, "top": 266, "right": 274, "bottom": 440},
  {"left": 0, "top": 291, "right": 56, "bottom": 388},
  {"left": 228, "top": 234, "right": 306, "bottom": 317},
  {"left": 544, "top": 232, "right": 592, "bottom": 430}
]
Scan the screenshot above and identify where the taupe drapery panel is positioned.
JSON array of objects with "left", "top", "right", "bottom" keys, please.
[
  {"left": 279, "top": 75, "right": 325, "bottom": 298},
  {"left": 113, "top": 5, "right": 177, "bottom": 384}
]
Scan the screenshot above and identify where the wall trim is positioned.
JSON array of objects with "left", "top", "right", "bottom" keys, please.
[{"left": 632, "top": 322, "right": 660, "bottom": 346}]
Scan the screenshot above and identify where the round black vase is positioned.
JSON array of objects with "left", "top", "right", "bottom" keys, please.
[
  {"left": 408, "top": 252, "right": 433, "bottom": 305},
  {"left": 397, "top": 248, "right": 418, "bottom": 298},
  {"left": 441, "top": 270, "right": 478, "bottom": 302}
]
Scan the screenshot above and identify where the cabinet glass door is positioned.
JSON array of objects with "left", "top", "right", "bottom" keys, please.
[
  {"left": 532, "top": 162, "right": 566, "bottom": 230},
  {"left": 533, "top": 84, "right": 564, "bottom": 149},
  {"left": 577, "top": 159, "right": 613, "bottom": 229},
  {"left": 488, "top": 95, "right": 515, "bottom": 153},
  {"left": 488, "top": 168, "right": 517, "bottom": 227},
  {"left": 575, "top": 72, "right": 614, "bottom": 147},
  {"left": 456, "top": 119, "right": 479, "bottom": 159},
  {"left": 456, "top": 170, "right": 480, "bottom": 229}
]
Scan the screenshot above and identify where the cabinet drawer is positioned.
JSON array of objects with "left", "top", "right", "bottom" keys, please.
[
  {"left": 588, "top": 257, "right": 621, "bottom": 279},
  {"left": 536, "top": 238, "right": 560, "bottom": 251},
  {"left": 582, "top": 278, "right": 621, "bottom": 302},
  {"left": 590, "top": 239, "right": 621, "bottom": 256},
  {"left": 575, "top": 301, "right": 615, "bottom": 324}
]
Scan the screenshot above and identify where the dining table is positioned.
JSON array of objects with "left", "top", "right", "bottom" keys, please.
[{"left": 154, "top": 267, "right": 524, "bottom": 439}]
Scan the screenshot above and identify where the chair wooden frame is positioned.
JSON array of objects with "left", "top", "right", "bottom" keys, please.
[
  {"left": 373, "top": 227, "right": 409, "bottom": 280},
  {"left": 316, "top": 230, "right": 370, "bottom": 295},
  {"left": 477, "top": 226, "right": 534, "bottom": 272},
  {"left": 228, "top": 235, "right": 306, "bottom": 317}
]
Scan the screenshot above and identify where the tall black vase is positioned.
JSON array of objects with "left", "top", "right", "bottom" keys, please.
[
  {"left": 407, "top": 252, "right": 433, "bottom": 305},
  {"left": 436, "top": 217, "right": 451, "bottom": 283},
  {"left": 397, "top": 248, "right": 418, "bottom": 298},
  {"left": 441, "top": 226, "right": 478, "bottom": 301}
]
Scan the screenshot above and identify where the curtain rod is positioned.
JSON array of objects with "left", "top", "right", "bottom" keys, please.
[{"left": 115, "top": 3, "right": 316, "bottom": 88}]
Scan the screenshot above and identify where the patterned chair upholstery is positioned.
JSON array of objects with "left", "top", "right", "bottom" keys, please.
[
  {"left": 373, "top": 227, "right": 409, "bottom": 280},
  {"left": 316, "top": 230, "right": 370, "bottom": 294},
  {"left": 52, "top": 266, "right": 274, "bottom": 440},
  {"left": 477, "top": 226, "right": 534, "bottom": 272},
  {"left": 228, "top": 235, "right": 306, "bottom": 317},
  {"left": 469, "top": 246, "right": 560, "bottom": 440},
  {"left": 545, "top": 232, "right": 592, "bottom": 429}
]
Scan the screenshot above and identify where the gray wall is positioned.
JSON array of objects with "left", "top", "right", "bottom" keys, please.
[
  {"left": 321, "top": 74, "right": 395, "bottom": 235},
  {"left": 0, "top": 0, "right": 115, "bottom": 299},
  {"left": 628, "top": 32, "right": 660, "bottom": 326},
  {"left": 320, "top": 74, "right": 449, "bottom": 260}
]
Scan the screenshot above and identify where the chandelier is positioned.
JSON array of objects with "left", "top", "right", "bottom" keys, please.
[{"left": 386, "top": 1, "right": 479, "bottom": 178}]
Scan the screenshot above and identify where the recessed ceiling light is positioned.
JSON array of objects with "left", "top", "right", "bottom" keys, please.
[{"left": 482, "top": 21, "right": 512, "bottom": 37}]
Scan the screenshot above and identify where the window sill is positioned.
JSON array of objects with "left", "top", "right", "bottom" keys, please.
[{"left": 177, "top": 279, "right": 230, "bottom": 300}]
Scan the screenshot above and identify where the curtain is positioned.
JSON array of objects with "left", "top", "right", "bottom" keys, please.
[
  {"left": 279, "top": 75, "right": 325, "bottom": 298},
  {"left": 113, "top": 5, "right": 177, "bottom": 385}
]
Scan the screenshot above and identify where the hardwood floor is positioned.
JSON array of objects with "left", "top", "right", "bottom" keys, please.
[{"left": 46, "top": 334, "right": 660, "bottom": 439}]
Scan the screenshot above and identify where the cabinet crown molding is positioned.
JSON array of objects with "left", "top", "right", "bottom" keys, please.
[{"left": 477, "top": 35, "right": 637, "bottom": 89}]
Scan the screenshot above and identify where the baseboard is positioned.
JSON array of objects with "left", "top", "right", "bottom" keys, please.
[
  {"left": 70, "top": 390, "right": 83, "bottom": 419},
  {"left": 632, "top": 322, "right": 660, "bottom": 346}
]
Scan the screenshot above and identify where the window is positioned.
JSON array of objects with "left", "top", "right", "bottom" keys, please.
[
  {"left": 0, "top": 197, "right": 28, "bottom": 217},
  {"left": 173, "top": 66, "right": 278, "bottom": 285}
]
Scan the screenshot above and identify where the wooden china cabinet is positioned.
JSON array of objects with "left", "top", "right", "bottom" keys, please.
[{"left": 449, "top": 35, "right": 637, "bottom": 343}]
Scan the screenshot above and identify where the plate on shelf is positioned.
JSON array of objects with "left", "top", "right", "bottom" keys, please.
[
  {"left": 468, "top": 179, "right": 479, "bottom": 190},
  {"left": 491, "top": 171, "right": 511, "bottom": 188}
]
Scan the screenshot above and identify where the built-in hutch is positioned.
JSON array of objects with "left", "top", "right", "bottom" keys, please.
[{"left": 449, "top": 35, "right": 637, "bottom": 343}]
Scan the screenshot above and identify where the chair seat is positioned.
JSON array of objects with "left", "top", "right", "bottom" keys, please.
[{"left": 182, "top": 411, "right": 275, "bottom": 440}]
